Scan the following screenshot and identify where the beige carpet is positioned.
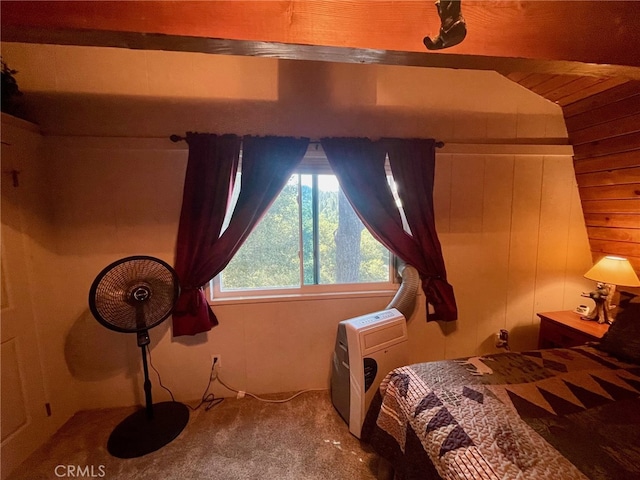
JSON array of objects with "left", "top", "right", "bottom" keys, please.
[{"left": 8, "top": 390, "right": 381, "bottom": 480}]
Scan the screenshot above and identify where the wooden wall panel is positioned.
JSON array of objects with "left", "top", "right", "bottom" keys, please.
[
  {"left": 584, "top": 213, "right": 640, "bottom": 229},
  {"left": 505, "top": 156, "right": 543, "bottom": 353},
  {"left": 555, "top": 78, "right": 631, "bottom": 107},
  {"left": 561, "top": 81, "right": 640, "bottom": 117},
  {"left": 565, "top": 95, "right": 640, "bottom": 132},
  {"left": 579, "top": 184, "right": 640, "bottom": 201},
  {"left": 534, "top": 157, "right": 576, "bottom": 312},
  {"left": 507, "top": 72, "right": 640, "bottom": 276},
  {"left": 444, "top": 155, "right": 485, "bottom": 359},
  {"left": 563, "top": 82, "right": 640, "bottom": 274},
  {"left": 432, "top": 153, "right": 588, "bottom": 357},
  {"left": 574, "top": 151, "right": 640, "bottom": 175},
  {"left": 530, "top": 75, "right": 583, "bottom": 96},
  {"left": 572, "top": 132, "right": 640, "bottom": 160},
  {"left": 542, "top": 77, "right": 608, "bottom": 104},
  {"left": 581, "top": 199, "right": 640, "bottom": 214},
  {"left": 475, "top": 155, "right": 514, "bottom": 355},
  {"left": 576, "top": 166, "right": 640, "bottom": 188},
  {"left": 564, "top": 177, "right": 595, "bottom": 307},
  {"left": 569, "top": 113, "right": 640, "bottom": 146},
  {"left": 587, "top": 226, "right": 640, "bottom": 243}
]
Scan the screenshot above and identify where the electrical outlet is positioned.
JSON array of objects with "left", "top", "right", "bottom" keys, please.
[
  {"left": 211, "top": 354, "right": 221, "bottom": 369},
  {"left": 499, "top": 329, "right": 509, "bottom": 342},
  {"left": 495, "top": 329, "right": 509, "bottom": 349}
]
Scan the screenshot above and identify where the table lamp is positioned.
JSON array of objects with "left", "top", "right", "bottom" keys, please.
[{"left": 582, "top": 256, "right": 640, "bottom": 324}]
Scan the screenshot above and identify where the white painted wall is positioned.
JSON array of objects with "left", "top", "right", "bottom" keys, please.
[
  {"left": 36, "top": 136, "right": 593, "bottom": 413},
  {"left": 0, "top": 44, "right": 593, "bottom": 418},
  {"left": 2, "top": 42, "right": 566, "bottom": 141}
]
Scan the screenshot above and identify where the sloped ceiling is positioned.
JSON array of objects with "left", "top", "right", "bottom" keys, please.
[
  {"left": 0, "top": 42, "right": 568, "bottom": 140},
  {"left": 503, "top": 72, "right": 640, "bottom": 272}
]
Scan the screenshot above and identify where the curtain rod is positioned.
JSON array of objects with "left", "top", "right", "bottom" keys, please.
[{"left": 169, "top": 135, "right": 444, "bottom": 148}]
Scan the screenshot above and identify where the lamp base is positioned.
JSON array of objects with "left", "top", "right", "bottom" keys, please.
[
  {"left": 107, "top": 401, "right": 189, "bottom": 459},
  {"left": 581, "top": 283, "right": 615, "bottom": 324}
]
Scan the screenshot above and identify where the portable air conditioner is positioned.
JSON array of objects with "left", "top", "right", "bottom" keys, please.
[{"left": 330, "top": 308, "right": 409, "bottom": 438}]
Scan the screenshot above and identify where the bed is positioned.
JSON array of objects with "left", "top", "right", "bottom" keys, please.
[{"left": 361, "top": 296, "right": 640, "bottom": 480}]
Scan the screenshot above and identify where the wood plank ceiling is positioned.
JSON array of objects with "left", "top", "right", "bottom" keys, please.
[
  {"left": 504, "top": 73, "right": 640, "bottom": 272},
  {"left": 2, "top": 1, "right": 640, "bottom": 78},
  {"left": 1, "top": 1, "right": 639, "bottom": 273}
]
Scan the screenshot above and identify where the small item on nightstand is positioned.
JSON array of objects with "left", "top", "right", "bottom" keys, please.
[{"left": 575, "top": 305, "right": 590, "bottom": 316}]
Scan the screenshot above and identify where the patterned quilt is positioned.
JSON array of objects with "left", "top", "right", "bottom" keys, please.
[{"left": 362, "top": 346, "right": 640, "bottom": 480}]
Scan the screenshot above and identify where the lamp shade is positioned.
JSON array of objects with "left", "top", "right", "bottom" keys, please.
[{"left": 584, "top": 256, "right": 640, "bottom": 287}]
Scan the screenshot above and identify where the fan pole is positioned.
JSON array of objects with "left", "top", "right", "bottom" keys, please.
[{"left": 141, "top": 344, "right": 154, "bottom": 420}]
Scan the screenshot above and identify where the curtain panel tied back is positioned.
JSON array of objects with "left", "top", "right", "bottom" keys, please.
[
  {"left": 173, "top": 133, "right": 309, "bottom": 336},
  {"left": 320, "top": 137, "right": 457, "bottom": 322}
]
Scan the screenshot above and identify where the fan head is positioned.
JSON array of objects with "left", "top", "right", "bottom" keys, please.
[{"left": 89, "top": 256, "right": 180, "bottom": 333}]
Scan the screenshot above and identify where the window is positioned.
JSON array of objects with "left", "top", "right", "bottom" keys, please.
[{"left": 211, "top": 160, "right": 395, "bottom": 299}]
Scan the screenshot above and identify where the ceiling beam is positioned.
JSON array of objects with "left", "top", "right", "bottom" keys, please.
[
  {"left": 2, "top": 1, "right": 640, "bottom": 77},
  {"left": 4, "top": 25, "right": 640, "bottom": 80}
]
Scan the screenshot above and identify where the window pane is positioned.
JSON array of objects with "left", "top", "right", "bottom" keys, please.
[
  {"left": 220, "top": 175, "right": 300, "bottom": 291},
  {"left": 300, "top": 174, "right": 315, "bottom": 285},
  {"left": 217, "top": 171, "right": 392, "bottom": 296},
  {"left": 317, "top": 175, "right": 389, "bottom": 284}
]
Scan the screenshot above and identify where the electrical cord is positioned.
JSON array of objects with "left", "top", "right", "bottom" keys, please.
[
  {"left": 190, "top": 359, "right": 224, "bottom": 411},
  {"left": 147, "top": 348, "right": 324, "bottom": 406},
  {"left": 215, "top": 375, "right": 325, "bottom": 403},
  {"left": 146, "top": 345, "right": 224, "bottom": 411},
  {"left": 146, "top": 345, "right": 176, "bottom": 402}
]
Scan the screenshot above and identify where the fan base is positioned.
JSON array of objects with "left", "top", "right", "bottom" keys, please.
[{"left": 107, "top": 401, "right": 189, "bottom": 458}]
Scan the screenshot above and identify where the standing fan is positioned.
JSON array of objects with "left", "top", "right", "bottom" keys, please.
[{"left": 88, "top": 255, "right": 189, "bottom": 458}]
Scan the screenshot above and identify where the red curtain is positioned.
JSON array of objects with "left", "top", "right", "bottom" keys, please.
[
  {"left": 385, "top": 138, "right": 457, "bottom": 321},
  {"left": 173, "top": 134, "right": 309, "bottom": 336},
  {"left": 320, "top": 137, "right": 457, "bottom": 321}
]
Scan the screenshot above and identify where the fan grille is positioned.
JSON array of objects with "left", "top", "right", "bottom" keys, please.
[{"left": 89, "top": 256, "right": 180, "bottom": 333}]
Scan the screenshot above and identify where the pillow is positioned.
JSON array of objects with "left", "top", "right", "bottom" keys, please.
[{"left": 597, "top": 293, "right": 640, "bottom": 363}]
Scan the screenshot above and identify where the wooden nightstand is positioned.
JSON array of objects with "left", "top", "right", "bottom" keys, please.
[{"left": 537, "top": 311, "right": 610, "bottom": 349}]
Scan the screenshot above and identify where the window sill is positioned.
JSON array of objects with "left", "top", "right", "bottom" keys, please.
[{"left": 209, "top": 288, "right": 398, "bottom": 306}]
